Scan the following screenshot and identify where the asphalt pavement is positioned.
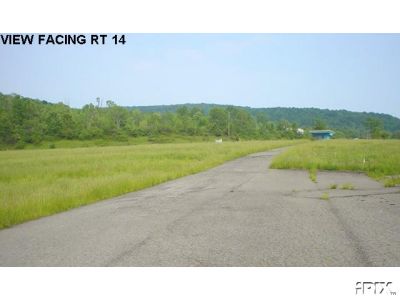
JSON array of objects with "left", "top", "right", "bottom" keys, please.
[{"left": 0, "top": 148, "right": 399, "bottom": 266}]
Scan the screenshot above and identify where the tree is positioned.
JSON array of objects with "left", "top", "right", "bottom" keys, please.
[
  {"left": 364, "top": 117, "right": 384, "bottom": 139},
  {"left": 313, "top": 118, "right": 327, "bottom": 130},
  {"left": 106, "top": 100, "right": 128, "bottom": 132},
  {"left": 392, "top": 131, "right": 400, "bottom": 139},
  {"left": 229, "top": 108, "right": 255, "bottom": 138},
  {"left": 366, "top": 117, "right": 391, "bottom": 139},
  {"left": 208, "top": 107, "right": 228, "bottom": 136}
]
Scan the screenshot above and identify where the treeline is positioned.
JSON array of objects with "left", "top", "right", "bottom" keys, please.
[
  {"left": 131, "top": 103, "right": 400, "bottom": 135},
  {"left": 0, "top": 93, "right": 398, "bottom": 147}
]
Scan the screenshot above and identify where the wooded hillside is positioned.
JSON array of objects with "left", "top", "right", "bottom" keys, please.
[{"left": 1, "top": 93, "right": 399, "bottom": 148}]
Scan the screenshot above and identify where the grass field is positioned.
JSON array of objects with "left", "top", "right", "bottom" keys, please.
[
  {"left": 270, "top": 139, "right": 400, "bottom": 187},
  {"left": 0, "top": 135, "right": 216, "bottom": 150},
  {"left": 0, "top": 140, "right": 302, "bottom": 229}
]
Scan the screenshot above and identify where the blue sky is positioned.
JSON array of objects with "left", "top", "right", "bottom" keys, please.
[{"left": 1, "top": 34, "right": 400, "bottom": 117}]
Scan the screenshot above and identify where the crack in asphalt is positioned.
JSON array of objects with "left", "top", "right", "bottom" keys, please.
[
  {"left": 104, "top": 235, "right": 153, "bottom": 266},
  {"left": 106, "top": 170, "right": 261, "bottom": 266},
  {"left": 288, "top": 189, "right": 400, "bottom": 200},
  {"left": 326, "top": 201, "right": 373, "bottom": 266},
  {"left": 328, "top": 191, "right": 400, "bottom": 199}
]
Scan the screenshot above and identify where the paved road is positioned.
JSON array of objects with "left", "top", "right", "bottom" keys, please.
[{"left": 0, "top": 148, "right": 399, "bottom": 266}]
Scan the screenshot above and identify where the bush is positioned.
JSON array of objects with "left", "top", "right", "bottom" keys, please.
[{"left": 14, "top": 142, "right": 25, "bottom": 149}]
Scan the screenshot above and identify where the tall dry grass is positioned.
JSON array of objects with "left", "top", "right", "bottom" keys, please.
[{"left": 0, "top": 140, "right": 302, "bottom": 228}]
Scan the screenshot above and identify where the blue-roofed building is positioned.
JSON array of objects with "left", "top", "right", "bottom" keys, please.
[{"left": 310, "top": 130, "right": 335, "bottom": 140}]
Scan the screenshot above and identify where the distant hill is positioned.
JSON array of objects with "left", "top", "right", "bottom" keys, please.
[{"left": 128, "top": 103, "right": 400, "bottom": 133}]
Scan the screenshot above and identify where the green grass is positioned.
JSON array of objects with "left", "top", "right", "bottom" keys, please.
[
  {"left": 270, "top": 139, "right": 400, "bottom": 187},
  {"left": 384, "top": 176, "right": 400, "bottom": 187},
  {"left": 329, "top": 184, "right": 337, "bottom": 189},
  {"left": 340, "top": 183, "right": 355, "bottom": 190},
  {"left": 0, "top": 140, "right": 302, "bottom": 229},
  {"left": 320, "top": 192, "right": 330, "bottom": 200},
  {"left": 309, "top": 168, "right": 317, "bottom": 183},
  {"left": 0, "top": 135, "right": 216, "bottom": 150}
]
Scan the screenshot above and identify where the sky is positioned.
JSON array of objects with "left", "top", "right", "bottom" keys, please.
[{"left": 1, "top": 34, "right": 400, "bottom": 117}]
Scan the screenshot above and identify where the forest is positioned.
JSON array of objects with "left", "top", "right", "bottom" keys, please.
[{"left": 1, "top": 92, "right": 399, "bottom": 148}]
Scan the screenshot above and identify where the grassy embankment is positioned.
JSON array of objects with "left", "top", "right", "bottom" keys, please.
[
  {"left": 270, "top": 139, "right": 400, "bottom": 187},
  {"left": 0, "top": 140, "right": 303, "bottom": 229}
]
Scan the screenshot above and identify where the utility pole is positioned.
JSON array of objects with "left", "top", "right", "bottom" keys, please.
[{"left": 227, "top": 111, "right": 231, "bottom": 137}]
